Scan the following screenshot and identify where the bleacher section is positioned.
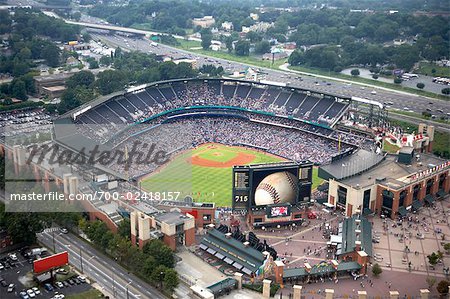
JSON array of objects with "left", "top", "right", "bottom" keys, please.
[{"left": 74, "top": 79, "right": 349, "bottom": 130}]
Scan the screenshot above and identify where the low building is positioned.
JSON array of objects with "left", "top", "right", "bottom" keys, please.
[
  {"left": 192, "top": 16, "right": 215, "bottom": 28},
  {"left": 262, "top": 50, "right": 288, "bottom": 61},
  {"left": 130, "top": 207, "right": 195, "bottom": 250},
  {"left": 249, "top": 13, "right": 259, "bottom": 21},
  {"left": 221, "top": 21, "right": 234, "bottom": 32},
  {"left": 34, "top": 73, "right": 74, "bottom": 97},
  {"left": 173, "top": 58, "right": 198, "bottom": 69},
  {"left": 320, "top": 145, "right": 450, "bottom": 219},
  {"left": 41, "top": 86, "right": 66, "bottom": 100}
]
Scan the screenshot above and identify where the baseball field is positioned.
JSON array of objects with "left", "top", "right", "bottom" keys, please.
[{"left": 140, "top": 143, "right": 322, "bottom": 207}]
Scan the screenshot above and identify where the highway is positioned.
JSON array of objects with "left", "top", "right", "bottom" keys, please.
[
  {"left": 37, "top": 229, "right": 167, "bottom": 299},
  {"left": 89, "top": 32, "right": 450, "bottom": 131}
]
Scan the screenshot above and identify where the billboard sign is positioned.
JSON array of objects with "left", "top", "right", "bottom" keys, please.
[{"left": 33, "top": 251, "right": 69, "bottom": 274}]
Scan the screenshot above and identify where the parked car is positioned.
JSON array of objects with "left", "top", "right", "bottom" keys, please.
[
  {"left": 44, "top": 283, "right": 54, "bottom": 292},
  {"left": 78, "top": 276, "right": 86, "bottom": 283},
  {"left": 7, "top": 283, "right": 14, "bottom": 292},
  {"left": 59, "top": 227, "right": 68, "bottom": 234},
  {"left": 19, "top": 291, "right": 29, "bottom": 299},
  {"left": 27, "top": 289, "right": 36, "bottom": 298},
  {"left": 55, "top": 281, "right": 64, "bottom": 289},
  {"left": 8, "top": 253, "right": 17, "bottom": 261},
  {"left": 32, "top": 287, "right": 40, "bottom": 295}
]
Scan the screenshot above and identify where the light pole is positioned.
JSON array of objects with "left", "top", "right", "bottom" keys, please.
[
  {"left": 52, "top": 231, "right": 55, "bottom": 253},
  {"left": 125, "top": 281, "right": 131, "bottom": 299},
  {"left": 159, "top": 271, "right": 164, "bottom": 290},
  {"left": 112, "top": 272, "right": 116, "bottom": 298},
  {"left": 80, "top": 248, "right": 84, "bottom": 273}
]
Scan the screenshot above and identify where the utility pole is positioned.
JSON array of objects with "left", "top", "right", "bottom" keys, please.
[{"left": 52, "top": 231, "right": 55, "bottom": 253}]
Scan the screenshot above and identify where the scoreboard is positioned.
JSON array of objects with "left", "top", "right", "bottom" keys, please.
[
  {"left": 232, "top": 161, "right": 313, "bottom": 214},
  {"left": 232, "top": 169, "right": 250, "bottom": 214}
]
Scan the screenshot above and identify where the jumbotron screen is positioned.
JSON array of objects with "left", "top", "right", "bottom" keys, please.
[
  {"left": 267, "top": 204, "right": 291, "bottom": 218},
  {"left": 232, "top": 161, "right": 313, "bottom": 213}
]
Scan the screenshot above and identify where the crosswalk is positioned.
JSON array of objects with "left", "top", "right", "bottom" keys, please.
[{"left": 42, "top": 227, "right": 59, "bottom": 233}]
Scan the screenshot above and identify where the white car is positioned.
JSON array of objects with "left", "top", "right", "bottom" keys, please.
[
  {"left": 27, "top": 289, "right": 36, "bottom": 298},
  {"left": 8, "top": 253, "right": 17, "bottom": 261},
  {"left": 371, "top": 90, "right": 377, "bottom": 95},
  {"left": 56, "top": 281, "right": 64, "bottom": 288},
  {"left": 0, "top": 263, "right": 4, "bottom": 270},
  {"left": 77, "top": 276, "right": 86, "bottom": 283},
  {"left": 32, "top": 287, "right": 40, "bottom": 295}
]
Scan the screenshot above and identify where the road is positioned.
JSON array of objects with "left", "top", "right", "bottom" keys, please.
[
  {"left": 37, "top": 229, "right": 166, "bottom": 299},
  {"left": 90, "top": 32, "right": 450, "bottom": 130}
]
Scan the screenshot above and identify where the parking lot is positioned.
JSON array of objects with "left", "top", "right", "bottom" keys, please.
[{"left": 0, "top": 248, "right": 93, "bottom": 299}]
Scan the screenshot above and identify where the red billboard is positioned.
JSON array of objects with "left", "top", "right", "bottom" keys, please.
[{"left": 33, "top": 251, "right": 69, "bottom": 274}]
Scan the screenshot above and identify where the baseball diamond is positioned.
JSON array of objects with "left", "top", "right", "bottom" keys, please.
[{"left": 140, "top": 143, "right": 323, "bottom": 207}]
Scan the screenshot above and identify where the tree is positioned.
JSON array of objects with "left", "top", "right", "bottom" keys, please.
[
  {"left": 88, "top": 60, "right": 99, "bottom": 69},
  {"left": 428, "top": 252, "right": 439, "bottom": 268},
  {"left": 444, "top": 243, "right": 450, "bottom": 253},
  {"left": 372, "top": 74, "right": 379, "bottom": 79},
  {"left": 394, "top": 78, "right": 402, "bottom": 84},
  {"left": 96, "top": 70, "right": 126, "bottom": 95},
  {"left": 11, "top": 79, "right": 27, "bottom": 100},
  {"left": 426, "top": 277, "right": 437, "bottom": 289},
  {"left": 416, "top": 82, "right": 425, "bottom": 89},
  {"left": 351, "top": 69, "right": 360, "bottom": 76},
  {"left": 235, "top": 40, "right": 250, "bottom": 56},
  {"left": 288, "top": 50, "right": 303, "bottom": 66},
  {"left": 442, "top": 88, "right": 450, "bottom": 95},
  {"left": 72, "top": 11, "right": 82, "bottom": 21},
  {"left": 372, "top": 263, "right": 382, "bottom": 277},
  {"left": 201, "top": 28, "right": 212, "bottom": 50},
  {"left": 118, "top": 218, "right": 131, "bottom": 240},
  {"left": 437, "top": 280, "right": 450, "bottom": 295},
  {"left": 254, "top": 41, "right": 271, "bottom": 54},
  {"left": 164, "top": 268, "right": 179, "bottom": 292},
  {"left": 143, "top": 239, "right": 174, "bottom": 268},
  {"left": 41, "top": 44, "right": 61, "bottom": 67},
  {"left": 246, "top": 31, "right": 262, "bottom": 43},
  {"left": 100, "top": 55, "right": 112, "bottom": 66},
  {"left": 66, "top": 71, "right": 95, "bottom": 89},
  {"left": 225, "top": 36, "right": 233, "bottom": 53}
]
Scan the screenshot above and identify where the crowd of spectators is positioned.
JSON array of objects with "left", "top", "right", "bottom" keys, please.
[{"left": 107, "top": 116, "right": 355, "bottom": 178}]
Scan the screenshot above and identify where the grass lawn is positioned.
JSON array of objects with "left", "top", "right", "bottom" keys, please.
[
  {"left": 140, "top": 143, "right": 282, "bottom": 207},
  {"left": 173, "top": 39, "right": 287, "bottom": 70},
  {"left": 382, "top": 140, "right": 400, "bottom": 154},
  {"left": 66, "top": 289, "right": 104, "bottom": 299},
  {"left": 416, "top": 62, "right": 450, "bottom": 78},
  {"left": 312, "top": 167, "right": 323, "bottom": 190}
]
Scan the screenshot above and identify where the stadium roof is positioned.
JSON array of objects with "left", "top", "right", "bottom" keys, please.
[
  {"left": 318, "top": 149, "right": 385, "bottom": 183},
  {"left": 200, "top": 229, "right": 265, "bottom": 273}
]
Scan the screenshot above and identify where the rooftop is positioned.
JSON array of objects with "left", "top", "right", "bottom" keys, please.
[
  {"left": 154, "top": 211, "right": 191, "bottom": 225},
  {"left": 340, "top": 153, "right": 448, "bottom": 190}
]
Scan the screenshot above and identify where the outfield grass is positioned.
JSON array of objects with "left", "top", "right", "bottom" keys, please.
[
  {"left": 312, "top": 167, "right": 323, "bottom": 190},
  {"left": 141, "top": 143, "right": 325, "bottom": 207},
  {"left": 140, "top": 144, "right": 283, "bottom": 207}
]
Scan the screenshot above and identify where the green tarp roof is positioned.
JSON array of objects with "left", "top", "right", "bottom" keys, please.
[
  {"left": 412, "top": 200, "right": 423, "bottom": 210},
  {"left": 337, "top": 215, "right": 372, "bottom": 257},
  {"left": 200, "top": 229, "right": 264, "bottom": 273},
  {"left": 437, "top": 190, "right": 447, "bottom": 198},
  {"left": 425, "top": 194, "right": 435, "bottom": 204},
  {"left": 283, "top": 261, "right": 361, "bottom": 279},
  {"left": 398, "top": 206, "right": 407, "bottom": 217}
]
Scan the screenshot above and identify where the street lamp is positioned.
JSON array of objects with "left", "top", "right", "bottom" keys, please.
[
  {"left": 160, "top": 271, "right": 164, "bottom": 290},
  {"left": 80, "top": 248, "right": 84, "bottom": 273},
  {"left": 125, "top": 281, "right": 132, "bottom": 299}
]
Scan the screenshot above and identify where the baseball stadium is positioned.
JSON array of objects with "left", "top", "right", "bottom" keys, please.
[{"left": 53, "top": 78, "right": 379, "bottom": 208}]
